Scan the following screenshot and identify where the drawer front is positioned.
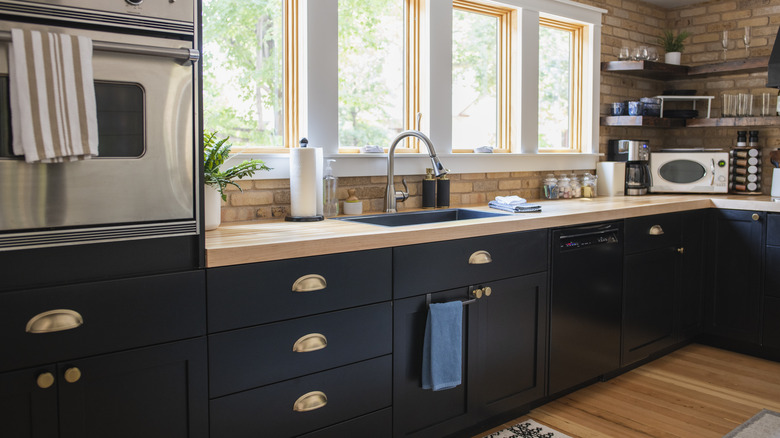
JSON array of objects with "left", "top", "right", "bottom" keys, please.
[
  {"left": 210, "top": 355, "right": 392, "bottom": 438},
  {"left": 0, "top": 271, "right": 206, "bottom": 372},
  {"left": 769, "top": 213, "right": 780, "bottom": 246},
  {"left": 209, "top": 303, "right": 392, "bottom": 397},
  {"left": 767, "top": 246, "right": 780, "bottom": 298},
  {"left": 393, "top": 230, "right": 547, "bottom": 299},
  {"left": 298, "top": 408, "right": 391, "bottom": 438},
  {"left": 624, "top": 213, "right": 681, "bottom": 254},
  {"left": 207, "top": 249, "right": 392, "bottom": 332}
]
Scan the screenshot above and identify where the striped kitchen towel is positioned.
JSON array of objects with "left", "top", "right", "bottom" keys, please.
[{"left": 9, "top": 28, "right": 98, "bottom": 163}]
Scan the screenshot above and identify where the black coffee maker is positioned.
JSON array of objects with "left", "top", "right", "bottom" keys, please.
[{"left": 608, "top": 140, "right": 650, "bottom": 196}]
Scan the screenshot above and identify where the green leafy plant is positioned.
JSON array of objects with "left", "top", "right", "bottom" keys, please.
[
  {"left": 658, "top": 30, "right": 690, "bottom": 53},
  {"left": 204, "top": 130, "right": 271, "bottom": 201}
]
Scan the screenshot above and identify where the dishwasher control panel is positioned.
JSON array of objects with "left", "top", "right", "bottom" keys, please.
[{"left": 559, "top": 230, "right": 619, "bottom": 250}]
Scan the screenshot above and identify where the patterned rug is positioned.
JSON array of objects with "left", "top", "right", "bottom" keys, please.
[
  {"left": 483, "top": 419, "right": 572, "bottom": 438},
  {"left": 724, "top": 410, "right": 780, "bottom": 438}
]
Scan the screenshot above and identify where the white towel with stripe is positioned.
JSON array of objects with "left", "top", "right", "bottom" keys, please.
[{"left": 9, "top": 28, "right": 98, "bottom": 163}]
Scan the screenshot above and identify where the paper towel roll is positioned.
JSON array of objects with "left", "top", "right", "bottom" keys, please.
[
  {"left": 290, "top": 147, "right": 323, "bottom": 218},
  {"left": 597, "top": 162, "right": 626, "bottom": 197},
  {"left": 772, "top": 168, "right": 780, "bottom": 199}
]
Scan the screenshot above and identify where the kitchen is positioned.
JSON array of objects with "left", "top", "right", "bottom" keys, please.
[{"left": 3, "top": 0, "right": 780, "bottom": 438}]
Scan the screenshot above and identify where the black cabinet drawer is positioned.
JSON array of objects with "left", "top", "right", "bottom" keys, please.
[
  {"left": 0, "top": 271, "right": 206, "bottom": 372},
  {"left": 624, "top": 213, "right": 681, "bottom": 254},
  {"left": 769, "top": 214, "right": 780, "bottom": 246},
  {"left": 209, "top": 302, "right": 392, "bottom": 397},
  {"left": 767, "top": 246, "right": 780, "bottom": 298},
  {"left": 207, "top": 249, "right": 392, "bottom": 332},
  {"left": 393, "top": 230, "right": 547, "bottom": 299},
  {"left": 299, "top": 408, "right": 391, "bottom": 438},
  {"left": 763, "top": 297, "right": 780, "bottom": 349},
  {"left": 209, "top": 355, "right": 392, "bottom": 438}
]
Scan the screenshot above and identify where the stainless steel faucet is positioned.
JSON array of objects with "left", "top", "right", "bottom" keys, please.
[{"left": 385, "top": 114, "right": 449, "bottom": 213}]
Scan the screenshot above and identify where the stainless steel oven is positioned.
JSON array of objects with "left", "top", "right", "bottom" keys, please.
[{"left": 0, "top": 0, "right": 199, "bottom": 251}]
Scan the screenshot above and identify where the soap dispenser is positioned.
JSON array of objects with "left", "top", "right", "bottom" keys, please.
[
  {"left": 422, "top": 168, "right": 436, "bottom": 208},
  {"left": 323, "top": 159, "right": 338, "bottom": 217}
]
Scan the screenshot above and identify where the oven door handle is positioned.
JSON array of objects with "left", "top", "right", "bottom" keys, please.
[{"left": 0, "top": 31, "right": 199, "bottom": 64}]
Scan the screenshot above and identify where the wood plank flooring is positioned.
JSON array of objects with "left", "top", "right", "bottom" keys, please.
[{"left": 476, "top": 344, "right": 780, "bottom": 438}]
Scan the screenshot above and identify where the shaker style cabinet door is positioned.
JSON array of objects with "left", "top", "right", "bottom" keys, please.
[
  {"left": 0, "top": 366, "right": 59, "bottom": 438},
  {"left": 58, "top": 338, "right": 208, "bottom": 438}
]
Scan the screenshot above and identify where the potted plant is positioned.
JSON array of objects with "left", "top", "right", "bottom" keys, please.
[
  {"left": 203, "top": 130, "right": 271, "bottom": 230},
  {"left": 659, "top": 30, "right": 690, "bottom": 65}
]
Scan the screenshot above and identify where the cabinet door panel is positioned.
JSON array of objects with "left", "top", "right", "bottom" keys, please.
[
  {"left": 623, "top": 248, "right": 677, "bottom": 365},
  {"left": 711, "top": 210, "right": 763, "bottom": 344},
  {"left": 58, "top": 338, "right": 207, "bottom": 438},
  {"left": 392, "top": 290, "right": 476, "bottom": 438},
  {"left": 766, "top": 246, "right": 780, "bottom": 298},
  {"left": 474, "top": 273, "right": 547, "bottom": 416},
  {"left": 0, "top": 366, "right": 58, "bottom": 438},
  {"left": 679, "top": 210, "right": 706, "bottom": 339},
  {"left": 763, "top": 297, "right": 780, "bottom": 349}
]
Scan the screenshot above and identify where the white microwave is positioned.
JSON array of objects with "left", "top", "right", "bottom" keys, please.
[{"left": 649, "top": 151, "right": 729, "bottom": 193}]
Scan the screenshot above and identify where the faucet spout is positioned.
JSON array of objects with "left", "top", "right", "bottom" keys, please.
[{"left": 385, "top": 129, "right": 449, "bottom": 213}]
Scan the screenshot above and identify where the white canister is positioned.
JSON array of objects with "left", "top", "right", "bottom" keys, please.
[
  {"left": 771, "top": 168, "right": 780, "bottom": 200},
  {"left": 597, "top": 162, "right": 626, "bottom": 197}
]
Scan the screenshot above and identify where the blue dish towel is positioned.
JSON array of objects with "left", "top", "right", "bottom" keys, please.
[{"left": 422, "top": 301, "right": 463, "bottom": 391}]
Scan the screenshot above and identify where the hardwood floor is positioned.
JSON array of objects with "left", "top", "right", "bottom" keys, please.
[{"left": 476, "top": 344, "right": 780, "bottom": 437}]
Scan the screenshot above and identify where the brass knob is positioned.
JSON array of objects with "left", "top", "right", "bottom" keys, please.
[
  {"left": 474, "top": 288, "right": 483, "bottom": 299},
  {"left": 752, "top": 213, "right": 760, "bottom": 221},
  {"left": 677, "top": 247, "right": 685, "bottom": 254},
  {"left": 64, "top": 367, "right": 81, "bottom": 384},
  {"left": 484, "top": 287, "right": 492, "bottom": 297},
  {"left": 36, "top": 372, "right": 55, "bottom": 389}
]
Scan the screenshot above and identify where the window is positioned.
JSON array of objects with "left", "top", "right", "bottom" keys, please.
[
  {"left": 451, "top": 1, "right": 513, "bottom": 152},
  {"left": 337, "top": 0, "right": 405, "bottom": 151},
  {"left": 538, "top": 17, "right": 583, "bottom": 152},
  {"left": 203, "top": 0, "right": 300, "bottom": 151}
]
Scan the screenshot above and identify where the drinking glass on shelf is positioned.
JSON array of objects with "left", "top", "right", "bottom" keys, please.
[
  {"left": 647, "top": 47, "right": 659, "bottom": 62},
  {"left": 618, "top": 46, "right": 631, "bottom": 60},
  {"left": 721, "top": 30, "right": 728, "bottom": 61},
  {"left": 762, "top": 93, "right": 772, "bottom": 116},
  {"left": 632, "top": 46, "right": 648, "bottom": 60},
  {"left": 722, "top": 94, "right": 732, "bottom": 117},
  {"left": 738, "top": 93, "right": 753, "bottom": 117},
  {"left": 744, "top": 26, "right": 751, "bottom": 56}
]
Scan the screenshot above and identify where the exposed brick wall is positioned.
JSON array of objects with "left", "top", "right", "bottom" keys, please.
[{"left": 219, "top": 0, "right": 780, "bottom": 223}]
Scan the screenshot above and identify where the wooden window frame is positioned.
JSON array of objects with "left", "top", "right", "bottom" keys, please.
[
  {"left": 538, "top": 16, "right": 584, "bottom": 153},
  {"left": 451, "top": 0, "right": 514, "bottom": 153}
]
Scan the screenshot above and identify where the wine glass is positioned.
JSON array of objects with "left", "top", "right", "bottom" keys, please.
[
  {"left": 744, "top": 26, "right": 751, "bottom": 56},
  {"left": 721, "top": 30, "right": 728, "bottom": 61}
]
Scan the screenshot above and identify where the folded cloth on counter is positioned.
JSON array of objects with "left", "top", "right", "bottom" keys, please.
[
  {"left": 422, "top": 301, "right": 463, "bottom": 391},
  {"left": 10, "top": 28, "right": 98, "bottom": 163},
  {"left": 489, "top": 195, "right": 542, "bottom": 213}
]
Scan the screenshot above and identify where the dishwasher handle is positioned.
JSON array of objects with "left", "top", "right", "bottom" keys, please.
[{"left": 557, "top": 224, "right": 621, "bottom": 251}]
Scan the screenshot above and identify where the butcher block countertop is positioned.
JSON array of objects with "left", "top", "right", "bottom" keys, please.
[{"left": 205, "top": 194, "right": 780, "bottom": 268}]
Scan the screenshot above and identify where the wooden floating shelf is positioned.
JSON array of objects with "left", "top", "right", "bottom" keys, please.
[
  {"left": 600, "top": 115, "right": 685, "bottom": 128},
  {"left": 685, "top": 116, "right": 780, "bottom": 127},
  {"left": 601, "top": 57, "right": 770, "bottom": 80}
]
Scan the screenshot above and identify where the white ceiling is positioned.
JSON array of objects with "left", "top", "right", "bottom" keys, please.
[{"left": 639, "top": 0, "right": 706, "bottom": 8}]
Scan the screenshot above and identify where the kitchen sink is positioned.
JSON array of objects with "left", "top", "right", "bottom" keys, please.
[{"left": 334, "top": 208, "right": 507, "bottom": 227}]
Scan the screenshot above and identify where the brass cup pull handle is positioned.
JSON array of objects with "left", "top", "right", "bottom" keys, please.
[
  {"left": 36, "top": 372, "right": 55, "bottom": 389},
  {"left": 293, "top": 333, "right": 328, "bottom": 353},
  {"left": 292, "top": 274, "right": 327, "bottom": 292},
  {"left": 26, "top": 309, "right": 83, "bottom": 334},
  {"left": 649, "top": 225, "right": 665, "bottom": 236},
  {"left": 468, "top": 250, "right": 492, "bottom": 265},
  {"left": 293, "top": 391, "right": 328, "bottom": 412},
  {"left": 63, "top": 367, "right": 81, "bottom": 384}
]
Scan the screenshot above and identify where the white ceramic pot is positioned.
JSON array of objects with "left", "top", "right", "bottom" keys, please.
[
  {"left": 204, "top": 185, "right": 222, "bottom": 231},
  {"left": 664, "top": 51, "right": 681, "bottom": 65}
]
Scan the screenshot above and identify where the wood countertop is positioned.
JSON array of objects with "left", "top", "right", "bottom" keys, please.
[{"left": 205, "top": 194, "right": 780, "bottom": 267}]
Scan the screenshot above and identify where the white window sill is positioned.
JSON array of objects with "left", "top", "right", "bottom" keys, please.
[{"left": 225, "top": 152, "right": 602, "bottom": 180}]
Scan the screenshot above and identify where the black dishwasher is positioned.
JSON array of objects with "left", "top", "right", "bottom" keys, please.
[{"left": 549, "top": 222, "right": 622, "bottom": 395}]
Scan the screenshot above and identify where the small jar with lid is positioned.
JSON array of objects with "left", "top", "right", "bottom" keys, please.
[
  {"left": 582, "top": 173, "right": 597, "bottom": 197},
  {"left": 570, "top": 175, "right": 582, "bottom": 198},
  {"left": 542, "top": 174, "right": 558, "bottom": 199},
  {"left": 558, "top": 174, "right": 572, "bottom": 199}
]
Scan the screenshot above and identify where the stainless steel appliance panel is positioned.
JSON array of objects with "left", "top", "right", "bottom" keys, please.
[{"left": 0, "top": 21, "right": 197, "bottom": 238}]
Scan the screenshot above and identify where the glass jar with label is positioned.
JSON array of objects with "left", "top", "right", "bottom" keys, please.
[
  {"left": 582, "top": 173, "right": 597, "bottom": 197},
  {"left": 558, "top": 174, "right": 572, "bottom": 199},
  {"left": 570, "top": 175, "right": 582, "bottom": 198},
  {"left": 542, "top": 174, "right": 558, "bottom": 199}
]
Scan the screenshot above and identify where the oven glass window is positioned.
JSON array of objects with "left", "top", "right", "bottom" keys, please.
[
  {"left": 659, "top": 159, "right": 706, "bottom": 183},
  {"left": 0, "top": 78, "right": 144, "bottom": 159}
]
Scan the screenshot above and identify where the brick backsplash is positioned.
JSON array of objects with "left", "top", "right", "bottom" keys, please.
[
  {"left": 220, "top": 171, "right": 593, "bottom": 222},
  {"left": 220, "top": 0, "right": 780, "bottom": 223}
]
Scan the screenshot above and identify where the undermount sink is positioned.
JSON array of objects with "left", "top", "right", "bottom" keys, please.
[{"left": 334, "top": 208, "right": 507, "bottom": 227}]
